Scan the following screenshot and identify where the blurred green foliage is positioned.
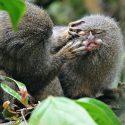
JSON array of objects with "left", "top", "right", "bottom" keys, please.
[
  {"left": 33, "top": 0, "right": 124, "bottom": 27},
  {"left": 0, "top": 0, "right": 26, "bottom": 30},
  {"left": 39, "top": 0, "right": 87, "bottom": 25}
]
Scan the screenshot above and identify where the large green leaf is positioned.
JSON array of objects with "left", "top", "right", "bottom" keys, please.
[
  {"left": 0, "top": 0, "right": 26, "bottom": 30},
  {"left": 76, "top": 98, "right": 121, "bottom": 125},
  {"left": 29, "top": 96, "right": 97, "bottom": 125}
]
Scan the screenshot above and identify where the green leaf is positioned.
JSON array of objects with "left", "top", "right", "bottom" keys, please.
[
  {"left": 0, "top": 0, "right": 26, "bottom": 30},
  {"left": 29, "top": 96, "right": 97, "bottom": 125},
  {"left": 0, "top": 76, "right": 30, "bottom": 107},
  {"left": 2, "top": 101, "right": 18, "bottom": 119},
  {"left": 1, "top": 83, "right": 21, "bottom": 101},
  {"left": 76, "top": 98, "right": 121, "bottom": 125},
  {"left": 0, "top": 75, "right": 28, "bottom": 92}
]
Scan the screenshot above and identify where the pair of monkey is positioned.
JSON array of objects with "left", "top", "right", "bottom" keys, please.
[{"left": 0, "top": 2, "right": 124, "bottom": 120}]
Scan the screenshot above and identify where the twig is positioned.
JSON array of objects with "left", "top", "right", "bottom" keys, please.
[
  {"left": 20, "top": 109, "right": 28, "bottom": 125},
  {"left": 38, "top": 101, "right": 41, "bottom": 104}
]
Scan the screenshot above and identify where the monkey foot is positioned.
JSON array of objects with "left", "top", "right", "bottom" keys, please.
[
  {"left": 97, "top": 83, "right": 125, "bottom": 109},
  {"left": 97, "top": 94, "right": 120, "bottom": 109}
]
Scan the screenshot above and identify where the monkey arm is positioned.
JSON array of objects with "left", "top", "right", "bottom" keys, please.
[
  {"left": 27, "top": 41, "right": 85, "bottom": 93},
  {"left": 50, "top": 26, "right": 70, "bottom": 54}
]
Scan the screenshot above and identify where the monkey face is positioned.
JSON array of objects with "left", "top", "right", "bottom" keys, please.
[
  {"left": 68, "top": 23, "right": 104, "bottom": 52},
  {"left": 68, "top": 15, "right": 120, "bottom": 51}
]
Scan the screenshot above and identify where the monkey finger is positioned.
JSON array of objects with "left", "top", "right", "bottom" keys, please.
[
  {"left": 69, "top": 27, "right": 82, "bottom": 33},
  {"left": 69, "top": 41, "right": 81, "bottom": 49},
  {"left": 95, "top": 39, "right": 103, "bottom": 45},
  {"left": 69, "top": 20, "right": 85, "bottom": 27},
  {"left": 72, "top": 46, "right": 86, "bottom": 53},
  {"left": 82, "top": 40, "right": 88, "bottom": 46},
  {"left": 78, "top": 31, "right": 86, "bottom": 36},
  {"left": 66, "top": 34, "right": 72, "bottom": 40},
  {"left": 68, "top": 30, "right": 79, "bottom": 37},
  {"left": 63, "top": 42, "right": 73, "bottom": 49}
]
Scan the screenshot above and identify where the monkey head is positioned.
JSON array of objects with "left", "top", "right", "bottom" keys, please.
[{"left": 68, "top": 15, "right": 122, "bottom": 52}]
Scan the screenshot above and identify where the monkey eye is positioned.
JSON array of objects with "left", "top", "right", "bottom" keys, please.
[{"left": 92, "top": 30, "right": 104, "bottom": 34}]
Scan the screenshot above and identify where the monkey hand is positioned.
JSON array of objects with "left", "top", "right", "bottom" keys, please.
[
  {"left": 68, "top": 20, "right": 85, "bottom": 38},
  {"left": 68, "top": 20, "right": 103, "bottom": 52},
  {"left": 56, "top": 41, "right": 87, "bottom": 59}
]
